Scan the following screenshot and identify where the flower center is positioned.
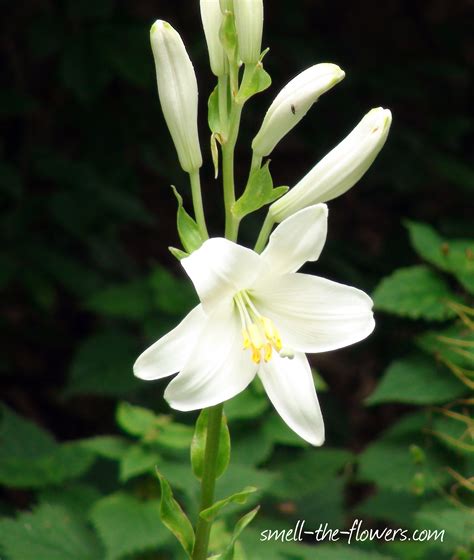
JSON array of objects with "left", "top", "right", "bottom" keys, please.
[{"left": 234, "top": 290, "right": 291, "bottom": 364}]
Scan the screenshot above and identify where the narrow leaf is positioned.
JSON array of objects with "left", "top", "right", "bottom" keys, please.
[
  {"left": 169, "top": 246, "right": 189, "bottom": 260},
  {"left": 200, "top": 486, "right": 257, "bottom": 521},
  {"left": 220, "top": 507, "right": 260, "bottom": 560},
  {"left": 191, "top": 409, "right": 231, "bottom": 480},
  {"left": 208, "top": 86, "right": 220, "bottom": 134},
  {"left": 156, "top": 470, "right": 194, "bottom": 558},
  {"left": 171, "top": 185, "right": 203, "bottom": 253}
]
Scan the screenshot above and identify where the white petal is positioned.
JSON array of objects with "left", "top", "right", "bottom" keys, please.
[
  {"left": 252, "top": 273, "right": 375, "bottom": 353},
  {"left": 134, "top": 305, "right": 205, "bottom": 380},
  {"left": 259, "top": 352, "right": 324, "bottom": 446},
  {"left": 164, "top": 305, "right": 258, "bottom": 411},
  {"left": 261, "top": 204, "right": 328, "bottom": 275},
  {"left": 181, "top": 238, "right": 264, "bottom": 313}
]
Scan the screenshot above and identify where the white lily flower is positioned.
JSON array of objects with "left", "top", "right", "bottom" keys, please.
[
  {"left": 134, "top": 204, "right": 375, "bottom": 446},
  {"left": 200, "top": 0, "right": 228, "bottom": 76},
  {"left": 270, "top": 107, "right": 392, "bottom": 222},
  {"left": 150, "top": 20, "right": 202, "bottom": 172},
  {"left": 252, "top": 64, "right": 346, "bottom": 158},
  {"left": 233, "top": 0, "right": 264, "bottom": 64}
]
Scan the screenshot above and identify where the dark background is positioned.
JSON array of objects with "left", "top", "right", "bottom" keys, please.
[{"left": 1, "top": 0, "right": 473, "bottom": 490}]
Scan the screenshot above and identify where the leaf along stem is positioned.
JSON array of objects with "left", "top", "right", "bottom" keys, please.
[{"left": 192, "top": 403, "right": 224, "bottom": 560}]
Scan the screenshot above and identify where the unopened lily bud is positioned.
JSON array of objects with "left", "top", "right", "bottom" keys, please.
[
  {"left": 200, "top": 0, "right": 227, "bottom": 76},
  {"left": 233, "top": 0, "right": 264, "bottom": 64},
  {"left": 252, "top": 64, "right": 345, "bottom": 158},
  {"left": 150, "top": 20, "right": 202, "bottom": 172},
  {"left": 270, "top": 107, "right": 392, "bottom": 222}
]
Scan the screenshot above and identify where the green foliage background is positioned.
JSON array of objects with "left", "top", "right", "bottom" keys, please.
[{"left": 1, "top": 1, "right": 472, "bottom": 558}]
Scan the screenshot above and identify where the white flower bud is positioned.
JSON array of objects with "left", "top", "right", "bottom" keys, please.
[
  {"left": 200, "top": 0, "right": 228, "bottom": 76},
  {"left": 270, "top": 107, "right": 392, "bottom": 222},
  {"left": 220, "top": 0, "right": 233, "bottom": 12},
  {"left": 233, "top": 0, "right": 264, "bottom": 64},
  {"left": 252, "top": 64, "right": 345, "bottom": 158},
  {"left": 150, "top": 20, "right": 202, "bottom": 172}
]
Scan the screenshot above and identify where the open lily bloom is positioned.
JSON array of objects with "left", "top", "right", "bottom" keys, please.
[{"left": 134, "top": 204, "right": 374, "bottom": 445}]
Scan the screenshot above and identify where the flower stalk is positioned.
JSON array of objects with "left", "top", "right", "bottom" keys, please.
[{"left": 192, "top": 404, "right": 224, "bottom": 560}]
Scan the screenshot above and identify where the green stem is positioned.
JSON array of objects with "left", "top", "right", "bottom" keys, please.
[
  {"left": 192, "top": 404, "right": 224, "bottom": 560},
  {"left": 189, "top": 169, "right": 209, "bottom": 240},
  {"left": 222, "top": 102, "right": 243, "bottom": 241},
  {"left": 218, "top": 74, "right": 229, "bottom": 135},
  {"left": 254, "top": 211, "right": 274, "bottom": 253}
]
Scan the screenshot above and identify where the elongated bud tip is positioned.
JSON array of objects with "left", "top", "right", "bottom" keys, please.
[
  {"left": 150, "top": 19, "right": 170, "bottom": 35},
  {"left": 365, "top": 107, "right": 392, "bottom": 134}
]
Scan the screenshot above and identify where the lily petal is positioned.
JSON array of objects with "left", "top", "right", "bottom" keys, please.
[
  {"left": 253, "top": 273, "right": 375, "bottom": 353},
  {"left": 134, "top": 305, "right": 205, "bottom": 380},
  {"left": 165, "top": 305, "right": 258, "bottom": 410},
  {"left": 259, "top": 352, "right": 324, "bottom": 446},
  {"left": 261, "top": 204, "right": 328, "bottom": 275},
  {"left": 181, "top": 238, "right": 264, "bottom": 313}
]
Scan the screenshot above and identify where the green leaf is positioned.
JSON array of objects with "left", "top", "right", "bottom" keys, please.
[
  {"left": 414, "top": 508, "right": 473, "bottom": 551},
  {"left": 232, "top": 162, "right": 288, "bottom": 219},
  {"left": 373, "top": 265, "right": 460, "bottom": 321},
  {"left": 267, "top": 448, "right": 352, "bottom": 499},
  {"left": 78, "top": 435, "right": 131, "bottom": 460},
  {"left": 148, "top": 266, "right": 197, "bottom": 315},
  {"left": 200, "top": 487, "right": 257, "bottom": 522},
  {"left": 357, "top": 412, "right": 453, "bottom": 492},
  {"left": 85, "top": 279, "right": 150, "bottom": 320},
  {"left": 65, "top": 332, "right": 141, "bottom": 397},
  {"left": 90, "top": 493, "right": 168, "bottom": 560},
  {"left": 235, "top": 62, "right": 272, "bottom": 104},
  {"left": 171, "top": 185, "right": 203, "bottom": 253},
  {"left": 169, "top": 246, "right": 190, "bottom": 260},
  {"left": 116, "top": 402, "right": 157, "bottom": 437},
  {"left": 366, "top": 354, "right": 467, "bottom": 405},
  {"left": 119, "top": 445, "right": 161, "bottom": 482},
  {"left": 208, "top": 85, "right": 221, "bottom": 134},
  {"left": 406, "top": 221, "right": 474, "bottom": 294},
  {"left": 191, "top": 409, "right": 231, "bottom": 480},
  {"left": 262, "top": 414, "right": 308, "bottom": 447},
  {"left": 0, "top": 503, "right": 103, "bottom": 560},
  {"left": 0, "top": 405, "right": 94, "bottom": 488},
  {"left": 219, "top": 11, "right": 238, "bottom": 63},
  {"left": 219, "top": 507, "right": 260, "bottom": 560},
  {"left": 225, "top": 388, "right": 268, "bottom": 421},
  {"left": 417, "top": 324, "right": 474, "bottom": 368},
  {"left": 156, "top": 471, "right": 195, "bottom": 558}
]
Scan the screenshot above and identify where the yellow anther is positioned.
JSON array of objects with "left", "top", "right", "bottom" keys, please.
[
  {"left": 264, "top": 343, "right": 272, "bottom": 362},
  {"left": 248, "top": 323, "right": 263, "bottom": 349},
  {"left": 251, "top": 346, "right": 262, "bottom": 364},
  {"left": 261, "top": 317, "right": 282, "bottom": 351},
  {"left": 242, "top": 328, "right": 251, "bottom": 349}
]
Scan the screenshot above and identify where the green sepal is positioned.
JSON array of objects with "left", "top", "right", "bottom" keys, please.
[
  {"left": 191, "top": 409, "right": 231, "bottom": 481},
  {"left": 219, "top": 507, "right": 260, "bottom": 560},
  {"left": 235, "top": 62, "right": 271, "bottom": 105},
  {"left": 208, "top": 86, "right": 220, "bottom": 134},
  {"left": 219, "top": 10, "right": 238, "bottom": 65},
  {"left": 200, "top": 487, "right": 257, "bottom": 522},
  {"left": 232, "top": 162, "right": 288, "bottom": 219},
  {"left": 169, "top": 246, "right": 189, "bottom": 261},
  {"left": 156, "top": 470, "right": 195, "bottom": 558},
  {"left": 171, "top": 185, "right": 203, "bottom": 253}
]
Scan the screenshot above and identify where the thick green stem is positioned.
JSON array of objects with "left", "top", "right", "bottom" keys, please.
[
  {"left": 222, "top": 102, "right": 243, "bottom": 241},
  {"left": 254, "top": 211, "right": 274, "bottom": 253},
  {"left": 189, "top": 170, "right": 209, "bottom": 240},
  {"left": 217, "top": 75, "right": 229, "bottom": 134},
  {"left": 192, "top": 404, "right": 224, "bottom": 560}
]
